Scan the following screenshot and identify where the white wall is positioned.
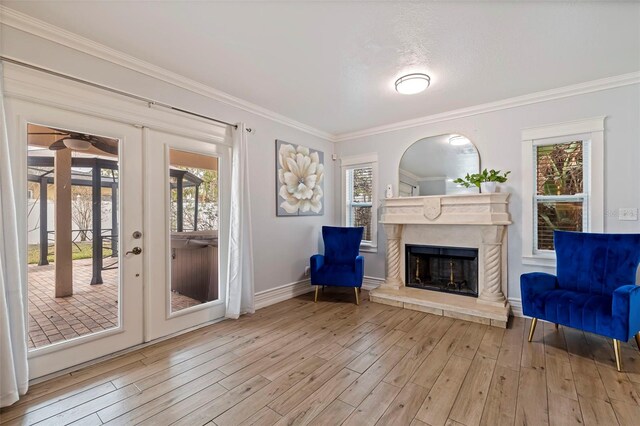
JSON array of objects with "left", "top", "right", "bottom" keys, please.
[
  {"left": 336, "top": 84, "right": 640, "bottom": 303},
  {"left": 1, "top": 25, "right": 336, "bottom": 293}
]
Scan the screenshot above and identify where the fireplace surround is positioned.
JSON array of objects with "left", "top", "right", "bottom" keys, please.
[{"left": 369, "top": 193, "right": 512, "bottom": 327}]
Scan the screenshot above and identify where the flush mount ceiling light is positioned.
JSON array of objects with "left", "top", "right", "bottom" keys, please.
[
  {"left": 394, "top": 73, "right": 431, "bottom": 95},
  {"left": 449, "top": 135, "right": 470, "bottom": 146},
  {"left": 63, "top": 138, "right": 92, "bottom": 151}
]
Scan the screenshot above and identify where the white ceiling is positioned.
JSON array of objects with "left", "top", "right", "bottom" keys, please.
[{"left": 3, "top": 1, "right": 639, "bottom": 136}]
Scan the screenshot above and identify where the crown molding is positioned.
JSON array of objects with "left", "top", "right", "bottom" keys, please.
[
  {"left": 0, "top": 5, "right": 334, "bottom": 141},
  {"left": 335, "top": 71, "right": 640, "bottom": 142}
]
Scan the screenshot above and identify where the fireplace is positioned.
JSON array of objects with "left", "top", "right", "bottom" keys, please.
[{"left": 405, "top": 245, "right": 478, "bottom": 297}]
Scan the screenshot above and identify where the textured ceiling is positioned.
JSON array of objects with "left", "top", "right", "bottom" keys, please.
[{"left": 3, "top": 1, "right": 639, "bottom": 136}]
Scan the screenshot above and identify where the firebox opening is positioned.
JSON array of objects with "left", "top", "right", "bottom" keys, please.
[{"left": 405, "top": 244, "right": 478, "bottom": 297}]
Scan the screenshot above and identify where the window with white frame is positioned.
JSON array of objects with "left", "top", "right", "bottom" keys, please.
[
  {"left": 341, "top": 154, "right": 378, "bottom": 250},
  {"left": 522, "top": 117, "right": 604, "bottom": 266}
]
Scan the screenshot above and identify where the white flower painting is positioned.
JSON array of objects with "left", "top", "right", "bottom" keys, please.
[{"left": 276, "top": 140, "right": 324, "bottom": 216}]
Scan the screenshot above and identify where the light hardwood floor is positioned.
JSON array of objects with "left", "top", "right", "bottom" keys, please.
[{"left": 2, "top": 289, "right": 640, "bottom": 426}]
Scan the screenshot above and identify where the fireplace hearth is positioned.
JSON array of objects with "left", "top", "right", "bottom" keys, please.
[{"left": 406, "top": 245, "right": 478, "bottom": 297}]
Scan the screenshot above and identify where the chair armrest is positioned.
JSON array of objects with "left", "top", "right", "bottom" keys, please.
[
  {"left": 310, "top": 254, "right": 324, "bottom": 272},
  {"left": 612, "top": 285, "right": 640, "bottom": 340},
  {"left": 354, "top": 255, "right": 364, "bottom": 286},
  {"left": 520, "top": 272, "right": 558, "bottom": 317}
]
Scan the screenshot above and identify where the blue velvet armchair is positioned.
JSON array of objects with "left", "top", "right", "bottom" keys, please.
[
  {"left": 521, "top": 231, "right": 640, "bottom": 371},
  {"left": 310, "top": 226, "right": 364, "bottom": 305}
]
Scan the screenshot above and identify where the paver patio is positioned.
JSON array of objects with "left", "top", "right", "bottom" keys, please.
[{"left": 27, "top": 258, "right": 202, "bottom": 349}]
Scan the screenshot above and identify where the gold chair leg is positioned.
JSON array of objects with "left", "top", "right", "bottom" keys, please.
[
  {"left": 528, "top": 318, "right": 538, "bottom": 342},
  {"left": 314, "top": 286, "right": 319, "bottom": 303},
  {"left": 354, "top": 287, "right": 359, "bottom": 305},
  {"left": 635, "top": 332, "right": 640, "bottom": 352},
  {"left": 613, "top": 339, "right": 622, "bottom": 372}
]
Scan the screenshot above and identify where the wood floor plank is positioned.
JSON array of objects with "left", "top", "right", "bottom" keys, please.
[
  {"left": 347, "top": 329, "right": 406, "bottom": 374},
  {"left": 521, "top": 317, "right": 545, "bottom": 370},
  {"left": 340, "top": 344, "right": 409, "bottom": 406},
  {"left": 268, "top": 348, "right": 358, "bottom": 415},
  {"left": 9, "top": 293, "right": 640, "bottom": 426},
  {"left": 342, "top": 381, "right": 401, "bottom": 426},
  {"left": 479, "top": 365, "right": 519, "bottom": 426},
  {"left": 515, "top": 367, "right": 549, "bottom": 426},
  {"left": 563, "top": 328, "right": 610, "bottom": 401},
  {"left": 99, "top": 369, "right": 226, "bottom": 424},
  {"left": 476, "top": 325, "right": 505, "bottom": 360},
  {"left": 611, "top": 399, "right": 640, "bottom": 426},
  {"left": 384, "top": 316, "right": 453, "bottom": 388},
  {"left": 307, "top": 399, "right": 355, "bottom": 425},
  {"left": 238, "top": 407, "right": 282, "bottom": 426},
  {"left": 172, "top": 376, "right": 271, "bottom": 426},
  {"left": 409, "top": 320, "right": 470, "bottom": 390},
  {"left": 415, "top": 355, "right": 473, "bottom": 426},
  {"left": 274, "top": 368, "right": 360, "bottom": 426},
  {"left": 453, "top": 322, "right": 488, "bottom": 360},
  {"left": 136, "top": 383, "right": 228, "bottom": 426},
  {"left": 375, "top": 382, "right": 430, "bottom": 426},
  {"left": 448, "top": 354, "right": 496, "bottom": 426},
  {"left": 496, "top": 316, "right": 525, "bottom": 371},
  {"left": 578, "top": 396, "right": 619, "bottom": 426},
  {"left": 548, "top": 394, "right": 583, "bottom": 426},
  {"left": 214, "top": 356, "right": 326, "bottom": 426}
]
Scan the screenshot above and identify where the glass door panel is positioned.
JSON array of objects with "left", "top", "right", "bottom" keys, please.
[
  {"left": 7, "top": 98, "right": 144, "bottom": 379},
  {"left": 169, "top": 148, "right": 220, "bottom": 313},
  {"left": 144, "top": 129, "right": 228, "bottom": 341}
]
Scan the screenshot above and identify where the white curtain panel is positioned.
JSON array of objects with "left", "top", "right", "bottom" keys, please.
[
  {"left": 225, "top": 123, "right": 255, "bottom": 319},
  {"left": 0, "top": 63, "right": 29, "bottom": 407}
]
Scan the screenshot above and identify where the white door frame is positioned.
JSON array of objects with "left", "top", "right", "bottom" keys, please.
[{"left": 3, "top": 63, "right": 230, "bottom": 379}]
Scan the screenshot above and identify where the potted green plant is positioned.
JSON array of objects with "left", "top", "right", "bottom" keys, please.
[{"left": 453, "top": 169, "right": 511, "bottom": 193}]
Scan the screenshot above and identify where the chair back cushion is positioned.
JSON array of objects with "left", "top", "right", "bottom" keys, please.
[
  {"left": 555, "top": 231, "right": 640, "bottom": 295},
  {"left": 323, "top": 226, "right": 363, "bottom": 265}
]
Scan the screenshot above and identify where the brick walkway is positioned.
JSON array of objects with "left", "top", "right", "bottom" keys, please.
[{"left": 28, "top": 259, "right": 201, "bottom": 349}]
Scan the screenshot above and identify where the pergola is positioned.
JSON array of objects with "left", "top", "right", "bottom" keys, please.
[{"left": 28, "top": 155, "right": 205, "bottom": 296}]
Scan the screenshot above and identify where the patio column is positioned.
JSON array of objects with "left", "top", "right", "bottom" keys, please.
[
  {"left": 194, "top": 184, "right": 199, "bottom": 231},
  {"left": 91, "top": 165, "right": 103, "bottom": 284},
  {"left": 54, "top": 149, "right": 73, "bottom": 297},
  {"left": 111, "top": 182, "right": 118, "bottom": 257},
  {"left": 39, "top": 175, "right": 49, "bottom": 266},
  {"left": 176, "top": 175, "right": 184, "bottom": 232}
]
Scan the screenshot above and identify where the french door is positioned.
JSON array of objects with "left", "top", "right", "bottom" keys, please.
[
  {"left": 7, "top": 96, "right": 228, "bottom": 379},
  {"left": 144, "top": 129, "right": 229, "bottom": 340}
]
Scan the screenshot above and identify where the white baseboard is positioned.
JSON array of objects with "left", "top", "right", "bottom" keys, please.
[
  {"left": 509, "top": 297, "right": 523, "bottom": 317},
  {"left": 254, "top": 279, "right": 313, "bottom": 310},
  {"left": 363, "top": 276, "right": 384, "bottom": 291},
  {"left": 254, "top": 275, "right": 385, "bottom": 310}
]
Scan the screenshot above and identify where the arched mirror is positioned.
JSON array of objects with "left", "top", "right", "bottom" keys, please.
[{"left": 399, "top": 133, "right": 480, "bottom": 196}]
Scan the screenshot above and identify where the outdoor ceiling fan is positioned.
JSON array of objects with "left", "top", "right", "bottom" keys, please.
[{"left": 28, "top": 129, "right": 118, "bottom": 155}]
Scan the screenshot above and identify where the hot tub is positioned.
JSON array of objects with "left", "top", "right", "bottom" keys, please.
[{"left": 170, "top": 230, "right": 218, "bottom": 302}]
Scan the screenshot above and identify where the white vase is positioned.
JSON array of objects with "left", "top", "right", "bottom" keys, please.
[{"left": 480, "top": 182, "right": 497, "bottom": 193}]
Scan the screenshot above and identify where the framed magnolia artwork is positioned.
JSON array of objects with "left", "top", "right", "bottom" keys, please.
[{"left": 276, "top": 139, "right": 324, "bottom": 216}]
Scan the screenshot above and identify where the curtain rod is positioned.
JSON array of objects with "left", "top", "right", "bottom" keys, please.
[{"left": 0, "top": 56, "right": 238, "bottom": 129}]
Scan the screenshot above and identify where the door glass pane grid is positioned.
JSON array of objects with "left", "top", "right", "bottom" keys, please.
[
  {"left": 169, "top": 149, "right": 220, "bottom": 313},
  {"left": 26, "top": 123, "right": 120, "bottom": 350}
]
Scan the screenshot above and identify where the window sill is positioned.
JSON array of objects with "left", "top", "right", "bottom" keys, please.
[
  {"left": 522, "top": 255, "right": 556, "bottom": 268},
  {"left": 360, "top": 245, "right": 377, "bottom": 254}
]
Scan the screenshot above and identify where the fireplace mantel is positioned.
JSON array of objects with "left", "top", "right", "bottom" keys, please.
[{"left": 369, "top": 193, "right": 512, "bottom": 327}]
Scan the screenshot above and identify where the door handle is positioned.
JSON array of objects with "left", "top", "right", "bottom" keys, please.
[{"left": 126, "top": 247, "right": 142, "bottom": 255}]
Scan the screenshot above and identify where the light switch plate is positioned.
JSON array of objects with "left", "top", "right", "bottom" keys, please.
[{"left": 619, "top": 208, "right": 638, "bottom": 221}]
